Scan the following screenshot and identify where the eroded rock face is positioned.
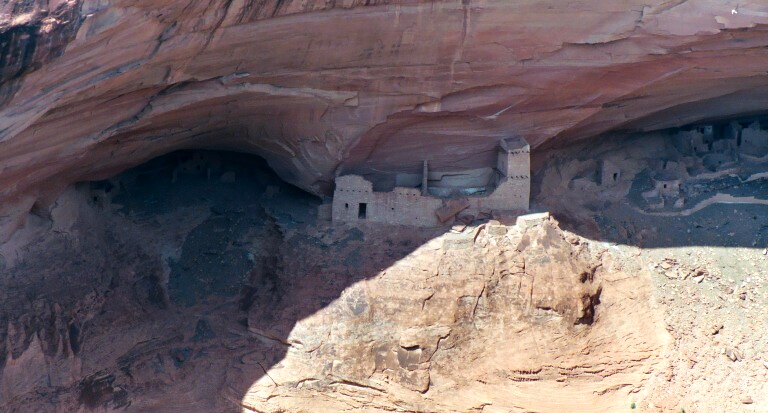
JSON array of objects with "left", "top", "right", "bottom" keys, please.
[
  {"left": 4, "top": 145, "right": 765, "bottom": 412},
  {"left": 0, "top": 151, "right": 672, "bottom": 412},
  {"left": 3, "top": 1, "right": 768, "bottom": 237},
  {"left": 240, "top": 215, "right": 665, "bottom": 413}
]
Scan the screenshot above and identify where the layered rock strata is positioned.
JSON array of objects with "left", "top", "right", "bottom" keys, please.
[{"left": 4, "top": 1, "right": 768, "bottom": 237}]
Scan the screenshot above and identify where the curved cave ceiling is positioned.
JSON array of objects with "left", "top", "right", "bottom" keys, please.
[{"left": 3, "top": 0, "right": 768, "bottom": 229}]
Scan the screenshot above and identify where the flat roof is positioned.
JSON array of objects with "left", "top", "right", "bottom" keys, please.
[{"left": 500, "top": 137, "right": 530, "bottom": 152}]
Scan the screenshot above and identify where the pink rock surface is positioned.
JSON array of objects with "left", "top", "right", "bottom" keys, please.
[{"left": 2, "top": 2, "right": 768, "bottom": 235}]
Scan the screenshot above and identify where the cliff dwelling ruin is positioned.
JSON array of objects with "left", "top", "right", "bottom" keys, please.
[
  {"left": 3, "top": 2, "right": 768, "bottom": 413},
  {"left": 552, "top": 119, "right": 768, "bottom": 215},
  {"left": 332, "top": 137, "right": 530, "bottom": 226}
]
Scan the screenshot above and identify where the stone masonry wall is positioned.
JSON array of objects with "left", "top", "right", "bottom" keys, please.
[
  {"left": 332, "top": 175, "right": 443, "bottom": 227},
  {"left": 332, "top": 139, "right": 530, "bottom": 227}
]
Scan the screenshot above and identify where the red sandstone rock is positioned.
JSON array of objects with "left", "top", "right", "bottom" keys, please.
[
  {"left": 4, "top": 1, "right": 768, "bottom": 237},
  {"left": 1, "top": 2, "right": 768, "bottom": 412}
]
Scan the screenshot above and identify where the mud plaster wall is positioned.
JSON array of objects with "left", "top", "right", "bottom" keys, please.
[
  {"left": 331, "top": 175, "right": 443, "bottom": 227},
  {"left": 477, "top": 146, "right": 531, "bottom": 212},
  {"left": 332, "top": 144, "right": 530, "bottom": 227},
  {"left": 467, "top": 177, "right": 529, "bottom": 214},
  {"left": 601, "top": 160, "right": 621, "bottom": 187}
]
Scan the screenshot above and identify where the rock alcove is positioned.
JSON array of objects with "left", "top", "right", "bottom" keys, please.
[{"left": 2, "top": 1, "right": 768, "bottom": 412}]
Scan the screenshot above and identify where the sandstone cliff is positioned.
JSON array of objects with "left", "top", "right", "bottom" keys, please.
[
  {"left": 3, "top": 1, "right": 768, "bottom": 235},
  {"left": 2, "top": 2, "right": 768, "bottom": 412}
]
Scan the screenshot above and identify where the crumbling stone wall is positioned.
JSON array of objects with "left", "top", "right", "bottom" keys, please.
[
  {"left": 741, "top": 122, "right": 768, "bottom": 157},
  {"left": 600, "top": 160, "right": 621, "bottom": 188},
  {"left": 332, "top": 138, "right": 530, "bottom": 227},
  {"left": 476, "top": 138, "right": 531, "bottom": 212},
  {"left": 331, "top": 175, "right": 443, "bottom": 227},
  {"left": 470, "top": 177, "right": 529, "bottom": 213}
]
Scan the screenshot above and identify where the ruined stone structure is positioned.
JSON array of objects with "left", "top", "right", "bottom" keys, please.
[
  {"left": 740, "top": 121, "right": 768, "bottom": 157},
  {"left": 674, "top": 121, "right": 768, "bottom": 159},
  {"left": 332, "top": 138, "right": 530, "bottom": 227},
  {"left": 600, "top": 160, "right": 622, "bottom": 188},
  {"left": 477, "top": 137, "right": 531, "bottom": 211},
  {"left": 331, "top": 176, "right": 444, "bottom": 227},
  {"left": 630, "top": 119, "right": 768, "bottom": 210}
]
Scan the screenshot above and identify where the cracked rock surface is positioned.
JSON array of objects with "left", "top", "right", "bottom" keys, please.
[
  {"left": 4, "top": 1, "right": 768, "bottom": 235},
  {"left": 240, "top": 216, "right": 666, "bottom": 413},
  {"left": 0, "top": 168, "right": 669, "bottom": 412}
]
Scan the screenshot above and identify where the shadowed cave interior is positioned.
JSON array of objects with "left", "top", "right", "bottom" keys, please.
[{"left": 0, "top": 149, "right": 452, "bottom": 411}]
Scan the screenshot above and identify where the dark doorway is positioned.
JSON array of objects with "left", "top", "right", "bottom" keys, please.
[{"left": 358, "top": 203, "right": 367, "bottom": 219}]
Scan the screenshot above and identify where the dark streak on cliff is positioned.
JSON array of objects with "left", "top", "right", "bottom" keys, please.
[{"left": 0, "top": 2, "right": 82, "bottom": 103}]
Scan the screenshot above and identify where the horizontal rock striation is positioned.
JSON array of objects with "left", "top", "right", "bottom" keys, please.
[{"left": 3, "top": 0, "right": 768, "bottom": 236}]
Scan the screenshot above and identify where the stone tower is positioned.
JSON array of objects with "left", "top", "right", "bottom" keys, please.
[{"left": 498, "top": 137, "right": 530, "bottom": 178}]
